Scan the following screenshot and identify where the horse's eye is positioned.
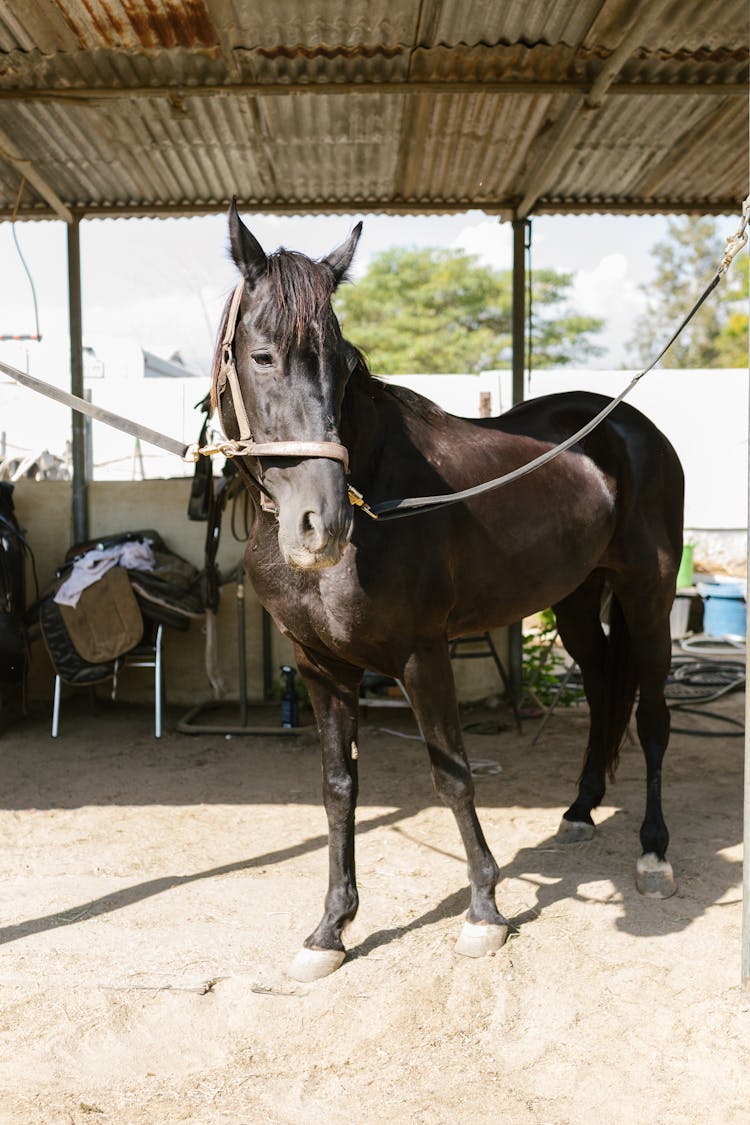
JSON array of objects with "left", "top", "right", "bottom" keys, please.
[{"left": 252, "top": 351, "right": 274, "bottom": 368}]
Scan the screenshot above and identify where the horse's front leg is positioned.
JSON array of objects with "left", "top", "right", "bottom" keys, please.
[
  {"left": 402, "top": 641, "right": 509, "bottom": 957},
  {"left": 288, "top": 644, "right": 362, "bottom": 982}
]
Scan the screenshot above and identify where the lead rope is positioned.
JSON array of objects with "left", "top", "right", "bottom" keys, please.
[{"left": 367, "top": 198, "right": 750, "bottom": 521}]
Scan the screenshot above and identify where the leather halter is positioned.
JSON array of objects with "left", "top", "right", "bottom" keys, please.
[{"left": 213, "top": 281, "right": 352, "bottom": 474}]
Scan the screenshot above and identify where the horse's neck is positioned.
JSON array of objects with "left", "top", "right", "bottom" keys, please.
[{"left": 340, "top": 364, "right": 383, "bottom": 471}]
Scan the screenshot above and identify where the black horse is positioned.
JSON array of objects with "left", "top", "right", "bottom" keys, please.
[{"left": 214, "top": 204, "right": 684, "bottom": 981}]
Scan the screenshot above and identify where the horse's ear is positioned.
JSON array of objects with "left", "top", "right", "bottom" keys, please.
[
  {"left": 229, "top": 198, "right": 267, "bottom": 285},
  {"left": 324, "top": 222, "right": 363, "bottom": 286}
]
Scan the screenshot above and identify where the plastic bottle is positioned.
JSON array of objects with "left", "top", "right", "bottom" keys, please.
[{"left": 280, "top": 664, "right": 299, "bottom": 728}]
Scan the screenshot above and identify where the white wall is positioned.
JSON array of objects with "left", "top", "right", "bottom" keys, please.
[{"left": 6, "top": 360, "right": 746, "bottom": 531}]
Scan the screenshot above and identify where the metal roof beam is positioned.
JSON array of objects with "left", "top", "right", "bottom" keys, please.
[
  {"left": 0, "top": 80, "right": 744, "bottom": 105},
  {"left": 0, "top": 127, "right": 73, "bottom": 222},
  {"left": 0, "top": 199, "right": 740, "bottom": 223},
  {"left": 513, "top": 0, "right": 678, "bottom": 219}
]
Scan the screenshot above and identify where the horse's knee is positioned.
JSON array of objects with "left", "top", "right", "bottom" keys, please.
[{"left": 430, "top": 760, "right": 474, "bottom": 806}]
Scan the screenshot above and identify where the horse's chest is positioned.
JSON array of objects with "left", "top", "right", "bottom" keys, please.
[{"left": 246, "top": 544, "right": 370, "bottom": 651}]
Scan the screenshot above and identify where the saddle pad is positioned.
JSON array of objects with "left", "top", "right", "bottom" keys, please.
[
  {"left": 58, "top": 566, "right": 143, "bottom": 664},
  {"left": 40, "top": 599, "right": 116, "bottom": 686}
]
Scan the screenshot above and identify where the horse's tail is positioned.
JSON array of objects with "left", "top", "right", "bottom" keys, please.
[{"left": 596, "top": 592, "right": 638, "bottom": 782}]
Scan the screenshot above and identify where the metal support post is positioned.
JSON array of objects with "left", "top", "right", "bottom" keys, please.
[
  {"left": 67, "top": 216, "right": 88, "bottom": 544},
  {"left": 508, "top": 218, "right": 530, "bottom": 705},
  {"left": 743, "top": 371, "right": 750, "bottom": 992}
]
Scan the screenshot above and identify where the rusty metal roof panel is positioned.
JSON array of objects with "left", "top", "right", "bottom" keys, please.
[
  {"left": 0, "top": 0, "right": 220, "bottom": 53},
  {"left": 0, "top": 1, "right": 745, "bottom": 219},
  {"left": 542, "top": 92, "right": 748, "bottom": 212},
  {"left": 587, "top": 0, "right": 749, "bottom": 53}
]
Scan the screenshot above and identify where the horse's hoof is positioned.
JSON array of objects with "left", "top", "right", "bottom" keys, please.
[
  {"left": 455, "top": 921, "right": 509, "bottom": 958},
  {"left": 288, "top": 947, "right": 346, "bottom": 982},
  {"left": 636, "top": 853, "right": 676, "bottom": 899},
  {"left": 557, "top": 817, "right": 595, "bottom": 843}
]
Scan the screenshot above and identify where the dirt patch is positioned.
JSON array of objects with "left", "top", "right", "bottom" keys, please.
[{"left": 0, "top": 692, "right": 747, "bottom": 1123}]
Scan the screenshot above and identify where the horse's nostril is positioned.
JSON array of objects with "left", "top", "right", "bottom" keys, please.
[{"left": 300, "top": 510, "right": 327, "bottom": 547}]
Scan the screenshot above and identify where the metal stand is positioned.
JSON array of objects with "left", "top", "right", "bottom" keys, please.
[
  {"left": 449, "top": 632, "right": 522, "bottom": 730},
  {"left": 176, "top": 563, "right": 301, "bottom": 737}
]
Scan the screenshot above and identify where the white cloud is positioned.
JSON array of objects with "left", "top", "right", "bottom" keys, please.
[
  {"left": 570, "top": 253, "right": 648, "bottom": 367},
  {"left": 451, "top": 219, "right": 512, "bottom": 268}
]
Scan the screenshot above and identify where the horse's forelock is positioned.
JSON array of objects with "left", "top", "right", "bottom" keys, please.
[
  {"left": 265, "top": 250, "right": 336, "bottom": 349},
  {"left": 210, "top": 251, "right": 339, "bottom": 412}
]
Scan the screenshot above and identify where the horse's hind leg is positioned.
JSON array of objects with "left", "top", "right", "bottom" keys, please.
[
  {"left": 612, "top": 576, "right": 677, "bottom": 899},
  {"left": 288, "top": 645, "right": 362, "bottom": 982},
  {"left": 552, "top": 574, "right": 612, "bottom": 842},
  {"left": 402, "top": 641, "right": 508, "bottom": 957}
]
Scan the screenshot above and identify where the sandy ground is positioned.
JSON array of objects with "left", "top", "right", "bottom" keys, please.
[{"left": 0, "top": 688, "right": 748, "bottom": 1124}]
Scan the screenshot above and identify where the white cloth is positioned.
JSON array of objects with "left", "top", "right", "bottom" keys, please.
[{"left": 54, "top": 539, "right": 155, "bottom": 608}]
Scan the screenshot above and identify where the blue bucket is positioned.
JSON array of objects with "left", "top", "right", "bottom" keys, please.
[{"left": 697, "top": 581, "right": 747, "bottom": 638}]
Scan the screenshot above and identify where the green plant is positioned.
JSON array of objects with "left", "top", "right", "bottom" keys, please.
[{"left": 522, "top": 608, "right": 582, "bottom": 709}]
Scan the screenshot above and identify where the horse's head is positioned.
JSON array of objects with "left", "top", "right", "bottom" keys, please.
[{"left": 215, "top": 203, "right": 362, "bottom": 570}]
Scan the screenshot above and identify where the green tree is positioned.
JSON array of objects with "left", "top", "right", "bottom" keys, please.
[
  {"left": 334, "top": 246, "right": 603, "bottom": 374},
  {"left": 629, "top": 216, "right": 749, "bottom": 368}
]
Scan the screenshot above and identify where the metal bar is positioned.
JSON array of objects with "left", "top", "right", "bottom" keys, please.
[
  {"left": 262, "top": 608, "right": 273, "bottom": 701},
  {"left": 743, "top": 366, "right": 750, "bottom": 992},
  {"left": 586, "top": 0, "right": 676, "bottom": 109},
  {"left": 236, "top": 563, "right": 248, "bottom": 727},
  {"left": 512, "top": 219, "right": 527, "bottom": 408},
  {"left": 154, "top": 624, "right": 163, "bottom": 739},
  {"left": 514, "top": 0, "right": 677, "bottom": 219},
  {"left": 0, "top": 80, "right": 743, "bottom": 105},
  {"left": 51, "top": 674, "right": 61, "bottom": 737},
  {"left": 508, "top": 217, "right": 528, "bottom": 705},
  {"left": 66, "top": 217, "right": 88, "bottom": 545},
  {"left": 1, "top": 198, "right": 744, "bottom": 223},
  {"left": 0, "top": 125, "right": 73, "bottom": 223}
]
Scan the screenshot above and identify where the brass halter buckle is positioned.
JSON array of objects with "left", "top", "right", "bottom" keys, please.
[{"left": 347, "top": 485, "right": 378, "bottom": 519}]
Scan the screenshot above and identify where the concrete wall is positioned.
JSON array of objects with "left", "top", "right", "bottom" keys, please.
[
  {"left": 13, "top": 478, "right": 508, "bottom": 710},
  {"left": 11, "top": 365, "right": 748, "bottom": 713},
  {"left": 14, "top": 478, "right": 294, "bottom": 710}
]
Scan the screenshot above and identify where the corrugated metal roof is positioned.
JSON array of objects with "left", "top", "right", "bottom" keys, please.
[{"left": 0, "top": 0, "right": 746, "bottom": 220}]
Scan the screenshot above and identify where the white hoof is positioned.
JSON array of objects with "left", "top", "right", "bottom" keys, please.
[
  {"left": 455, "top": 921, "right": 508, "bottom": 958},
  {"left": 636, "top": 853, "right": 676, "bottom": 899},
  {"left": 557, "top": 817, "right": 595, "bottom": 843},
  {"left": 288, "top": 946, "right": 346, "bottom": 982}
]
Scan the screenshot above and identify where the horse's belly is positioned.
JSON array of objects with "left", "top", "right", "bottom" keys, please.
[{"left": 445, "top": 498, "right": 615, "bottom": 634}]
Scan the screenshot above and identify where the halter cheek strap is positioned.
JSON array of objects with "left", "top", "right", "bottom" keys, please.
[{"left": 212, "top": 281, "right": 351, "bottom": 474}]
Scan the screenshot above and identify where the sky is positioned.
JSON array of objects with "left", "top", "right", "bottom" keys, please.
[{"left": 0, "top": 209, "right": 687, "bottom": 389}]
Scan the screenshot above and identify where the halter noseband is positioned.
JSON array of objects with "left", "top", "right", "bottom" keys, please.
[{"left": 212, "top": 281, "right": 353, "bottom": 473}]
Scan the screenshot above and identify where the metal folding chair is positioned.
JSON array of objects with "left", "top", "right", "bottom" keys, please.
[{"left": 51, "top": 623, "right": 164, "bottom": 738}]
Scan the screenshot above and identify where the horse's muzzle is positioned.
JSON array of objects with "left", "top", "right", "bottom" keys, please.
[
  {"left": 272, "top": 463, "right": 354, "bottom": 570},
  {"left": 279, "top": 507, "right": 353, "bottom": 570}
]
